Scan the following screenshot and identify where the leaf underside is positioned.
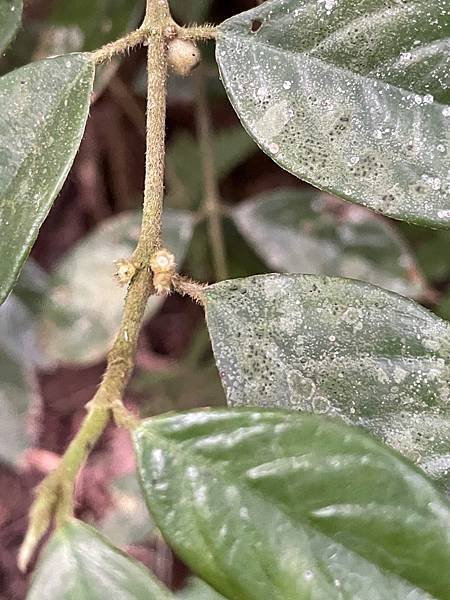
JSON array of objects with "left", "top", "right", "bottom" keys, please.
[
  {"left": 216, "top": 0, "right": 450, "bottom": 228},
  {"left": 205, "top": 274, "right": 450, "bottom": 490}
]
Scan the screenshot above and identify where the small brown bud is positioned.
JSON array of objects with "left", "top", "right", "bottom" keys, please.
[
  {"left": 114, "top": 258, "right": 138, "bottom": 287},
  {"left": 150, "top": 249, "right": 176, "bottom": 295},
  {"left": 167, "top": 38, "right": 200, "bottom": 77}
]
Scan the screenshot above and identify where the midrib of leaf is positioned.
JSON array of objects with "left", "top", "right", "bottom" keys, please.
[
  {"left": 140, "top": 428, "right": 442, "bottom": 596},
  {"left": 220, "top": 32, "right": 449, "bottom": 112},
  {"left": 0, "top": 60, "right": 92, "bottom": 201}
]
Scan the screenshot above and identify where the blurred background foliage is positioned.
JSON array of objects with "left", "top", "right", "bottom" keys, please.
[{"left": 0, "top": 0, "right": 449, "bottom": 597}]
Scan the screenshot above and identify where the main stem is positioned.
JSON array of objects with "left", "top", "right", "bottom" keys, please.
[{"left": 18, "top": 0, "right": 171, "bottom": 572}]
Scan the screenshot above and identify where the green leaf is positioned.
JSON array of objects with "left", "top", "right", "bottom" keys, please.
[
  {"left": 40, "top": 210, "right": 194, "bottom": 365},
  {"left": 233, "top": 188, "right": 426, "bottom": 297},
  {"left": 27, "top": 519, "right": 174, "bottom": 599},
  {"left": 0, "top": 0, "right": 21, "bottom": 53},
  {"left": 49, "top": 0, "right": 143, "bottom": 52},
  {"left": 135, "top": 408, "right": 450, "bottom": 599},
  {"left": 216, "top": 0, "right": 450, "bottom": 228},
  {"left": 204, "top": 275, "right": 450, "bottom": 489},
  {"left": 0, "top": 54, "right": 94, "bottom": 304},
  {"left": 0, "top": 348, "right": 37, "bottom": 466}
]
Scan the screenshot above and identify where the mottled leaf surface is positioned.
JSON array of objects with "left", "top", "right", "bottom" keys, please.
[
  {"left": 216, "top": 0, "right": 450, "bottom": 228},
  {"left": 0, "top": 348, "right": 37, "bottom": 466},
  {"left": 233, "top": 188, "right": 425, "bottom": 297},
  {"left": 205, "top": 275, "right": 450, "bottom": 489},
  {"left": 27, "top": 519, "right": 174, "bottom": 599},
  {"left": 135, "top": 409, "right": 450, "bottom": 599},
  {"left": 40, "top": 210, "right": 194, "bottom": 365},
  {"left": 0, "top": 54, "right": 94, "bottom": 304},
  {"left": 0, "top": 0, "right": 22, "bottom": 53}
]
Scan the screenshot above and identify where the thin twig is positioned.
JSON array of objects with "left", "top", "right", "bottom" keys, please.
[
  {"left": 92, "top": 29, "right": 151, "bottom": 64},
  {"left": 195, "top": 67, "right": 228, "bottom": 281}
]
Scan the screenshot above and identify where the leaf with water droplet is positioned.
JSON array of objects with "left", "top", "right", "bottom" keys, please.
[
  {"left": 205, "top": 275, "right": 450, "bottom": 490},
  {"left": 233, "top": 188, "right": 426, "bottom": 297},
  {"left": 135, "top": 408, "right": 450, "bottom": 599},
  {"left": 27, "top": 519, "right": 174, "bottom": 599},
  {"left": 216, "top": 0, "right": 450, "bottom": 228},
  {"left": 0, "top": 0, "right": 22, "bottom": 53},
  {"left": 0, "top": 54, "right": 94, "bottom": 305},
  {"left": 40, "top": 209, "right": 194, "bottom": 365}
]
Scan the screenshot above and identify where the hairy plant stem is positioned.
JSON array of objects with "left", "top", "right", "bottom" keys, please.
[
  {"left": 93, "top": 23, "right": 217, "bottom": 64},
  {"left": 195, "top": 68, "right": 229, "bottom": 281},
  {"left": 18, "top": 0, "right": 173, "bottom": 572}
]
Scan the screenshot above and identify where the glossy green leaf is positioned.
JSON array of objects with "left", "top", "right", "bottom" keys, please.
[
  {"left": 0, "top": 0, "right": 22, "bottom": 53},
  {"left": 0, "top": 54, "right": 94, "bottom": 304},
  {"left": 135, "top": 409, "right": 450, "bottom": 599},
  {"left": 177, "top": 578, "right": 226, "bottom": 600},
  {"left": 216, "top": 0, "right": 450, "bottom": 228},
  {"left": 205, "top": 275, "right": 450, "bottom": 489},
  {"left": 233, "top": 188, "right": 426, "bottom": 297},
  {"left": 40, "top": 210, "right": 194, "bottom": 365},
  {"left": 0, "top": 348, "right": 37, "bottom": 466},
  {"left": 27, "top": 519, "right": 174, "bottom": 599},
  {"left": 49, "top": 0, "right": 143, "bottom": 52}
]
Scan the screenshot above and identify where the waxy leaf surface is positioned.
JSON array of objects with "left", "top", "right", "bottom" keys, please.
[
  {"left": 216, "top": 0, "right": 450, "bottom": 227},
  {"left": 205, "top": 275, "right": 450, "bottom": 489},
  {"left": 0, "top": 54, "right": 94, "bottom": 304},
  {"left": 135, "top": 409, "right": 450, "bottom": 599},
  {"left": 27, "top": 520, "right": 174, "bottom": 599}
]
